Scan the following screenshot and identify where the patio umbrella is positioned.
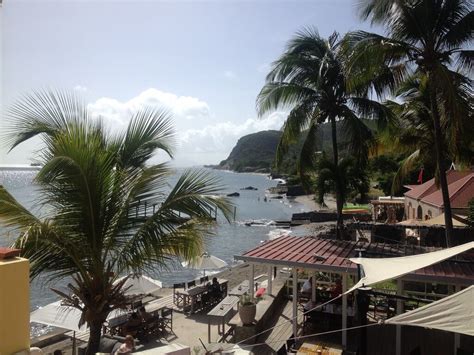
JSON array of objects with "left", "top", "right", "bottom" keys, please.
[
  {"left": 181, "top": 252, "right": 228, "bottom": 276},
  {"left": 114, "top": 274, "right": 163, "bottom": 296},
  {"left": 30, "top": 301, "right": 86, "bottom": 333},
  {"left": 31, "top": 301, "right": 86, "bottom": 355},
  {"left": 31, "top": 301, "right": 126, "bottom": 355}
]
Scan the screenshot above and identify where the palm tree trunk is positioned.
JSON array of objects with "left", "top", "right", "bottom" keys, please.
[
  {"left": 330, "top": 115, "right": 344, "bottom": 239},
  {"left": 429, "top": 80, "right": 453, "bottom": 247},
  {"left": 86, "top": 319, "right": 103, "bottom": 355}
]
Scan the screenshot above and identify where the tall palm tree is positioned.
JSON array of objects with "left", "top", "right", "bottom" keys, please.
[
  {"left": 257, "top": 28, "right": 384, "bottom": 237},
  {"left": 344, "top": 0, "right": 473, "bottom": 246},
  {"left": 0, "top": 91, "right": 233, "bottom": 354},
  {"left": 383, "top": 75, "right": 473, "bottom": 194}
]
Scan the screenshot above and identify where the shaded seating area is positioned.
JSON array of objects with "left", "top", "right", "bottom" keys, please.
[
  {"left": 105, "top": 305, "right": 174, "bottom": 342},
  {"left": 234, "top": 236, "right": 474, "bottom": 354},
  {"left": 172, "top": 277, "right": 228, "bottom": 313}
]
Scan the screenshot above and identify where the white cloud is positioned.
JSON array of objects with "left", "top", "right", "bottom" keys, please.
[
  {"left": 176, "top": 111, "right": 287, "bottom": 164},
  {"left": 224, "top": 70, "right": 237, "bottom": 79},
  {"left": 73, "top": 85, "right": 88, "bottom": 92},
  {"left": 87, "top": 88, "right": 287, "bottom": 166},
  {"left": 88, "top": 88, "right": 210, "bottom": 128}
]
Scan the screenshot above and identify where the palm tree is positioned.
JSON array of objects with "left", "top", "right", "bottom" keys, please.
[
  {"left": 0, "top": 91, "right": 233, "bottom": 354},
  {"left": 314, "top": 154, "right": 370, "bottom": 209},
  {"left": 383, "top": 75, "right": 473, "bottom": 194},
  {"left": 256, "top": 28, "right": 384, "bottom": 237},
  {"left": 343, "top": 0, "right": 473, "bottom": 246}
]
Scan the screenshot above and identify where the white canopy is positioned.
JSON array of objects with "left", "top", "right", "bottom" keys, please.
[
  {"left": 30, "top": 301, "right": 87, "bottom": 332},
  {"left": 386, "top": 285, "right": 474, "bottom": 336},
  {"left": 31, "top": 301, "right": 126, "bottom": 332},
  {"left": 182, "top": 253, "right": 228, "bottom": 273},
  {"left": 347, "top": 241, "right": 474, "bottom": 293},
  {"left": 115, "top": 274, "right": 162, "bottom": 296}
]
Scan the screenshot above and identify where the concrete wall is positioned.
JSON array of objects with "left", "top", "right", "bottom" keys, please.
[
  {"left": 405, "top": 197, "right": 443, "bottom": 220},
  {"left": 0, "top": 257, "right": 30, "bottom": 354}
]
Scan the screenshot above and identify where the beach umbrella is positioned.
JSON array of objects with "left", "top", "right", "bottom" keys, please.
[
  {"left": 114, "top": 274, "right": 163, "bottom": 296},
  {"left": 31, "top": 301, "right": 86, "bottom": 333},
  {"left": 30, "top": 301, "right": 86, "bottom": 355},
  {"left": 31, "top": 301, "right": 127, "bottom": 354},
  {"left": 181, "top": 252, "right": 228, "bottom": 275}
]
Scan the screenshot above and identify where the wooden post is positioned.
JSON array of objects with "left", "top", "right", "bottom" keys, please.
[
  {"left": 311, "top": 271, "right": 317, "bottom": 302},
  {"left": 342, "top": 273, "right": 348, "bottom": 349},
  {"left": 396, "top": 279, "right": 404, "bottom": 355},
  {"left": 267, "top": 265, "right": 273, "bottom": 295},
  {"left": 292, "top": 268, "right": 298, "bottom": 338},
  {"left": 249, "top": 263, "right": 255, "bottom": 301},
  {"left": 454, "top": 284, "right": 461, "bottom": 353}
]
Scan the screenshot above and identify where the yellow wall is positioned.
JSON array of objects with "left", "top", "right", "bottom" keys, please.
[{"left": 0, "top": 257, "right": 30, "bottom": 355}]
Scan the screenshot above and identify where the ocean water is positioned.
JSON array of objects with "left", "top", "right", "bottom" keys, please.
[{"left": 0, "top": 168, "right": 309, "bottom": 316}]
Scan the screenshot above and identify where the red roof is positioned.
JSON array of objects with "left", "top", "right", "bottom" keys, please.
[
  {"left": 236, "top": 236, "right": 474, "bottom": 284},
  {"left": 423, "top": 174, "right": 474, "bottom": 209},
  {"left": 405, "top": 170, "right": 471, "bottom": 200}
]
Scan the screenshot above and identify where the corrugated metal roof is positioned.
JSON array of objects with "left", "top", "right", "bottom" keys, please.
[
  {"left": 404, "top": 170, "right": 471, "bottom": 200},
  {"left": 423, "top": 174, "right": 474, "bottom": 208},
  {"left": 236, "top": 236, "right": 474, "bottom": 284}
]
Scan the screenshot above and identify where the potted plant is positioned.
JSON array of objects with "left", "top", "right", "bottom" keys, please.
[{"left": 238, "top": 292, "right": 257, "bottom": 325}]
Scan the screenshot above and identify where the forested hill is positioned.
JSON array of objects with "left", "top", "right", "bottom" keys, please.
[
  {"left": 216, "top": 130, "right": 283, "bottom": 173},
  {"left": 211, "top": 121, "right": 366, "bottom": 174}
]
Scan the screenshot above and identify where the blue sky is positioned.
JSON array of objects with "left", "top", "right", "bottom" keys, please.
[{"left": 2, "top": 0, "right": 376, "bottom": 166}]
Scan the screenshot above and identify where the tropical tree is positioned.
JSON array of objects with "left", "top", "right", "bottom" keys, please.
[
  {"left": 383, "top": 75, "right": 473, "bottom": 194},
  {"left": 0, "top": 91, "right": 233, "bottom": 354},
  {"left": 314, "top": 154, "right": 370, "bottom": 208},
  {"left": 343, "top": 0, "right": 473, "bottom": 246},
  {"left": 256, "top": 28, "right": 384, "bottom": 237}
]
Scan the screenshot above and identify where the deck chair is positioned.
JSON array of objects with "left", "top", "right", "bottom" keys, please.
[
  {"left": 173, "top": 282, "right": 186, "bottom": 307},
  {"left": 200, "top": 276, "right": 209, "bottom": 284},
  {"left": 187, "top": 280, "right": 196, "bottom": 288},
  {"left": 159, "top": 307, "right": 174, "bottom": 335}
]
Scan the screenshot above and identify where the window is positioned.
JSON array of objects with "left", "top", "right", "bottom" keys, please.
[{"left": 417, "top": 205, "right": 423, "bottom": 220}]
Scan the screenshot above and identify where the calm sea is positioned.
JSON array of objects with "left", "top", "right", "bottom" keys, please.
[{"left": 0, "top": 168, "right": 308, "bottom": 315}]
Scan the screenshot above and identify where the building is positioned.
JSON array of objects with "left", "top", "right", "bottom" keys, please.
[{"left": 404, "top": 170, "right": 474, "bottom": 220}]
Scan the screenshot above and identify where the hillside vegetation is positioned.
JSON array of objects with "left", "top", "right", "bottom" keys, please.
[{"left": 215, "top": 122, "right": 355, "bottom": 174}]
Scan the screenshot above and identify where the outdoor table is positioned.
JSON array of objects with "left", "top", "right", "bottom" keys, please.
[
  {"left": 296, "top": 342, "right": 342, "bottom": 355},
  {"left": 228, "top": 280, "right": 250, "bottom": 296},
  {"left": 106, "top": 313, "right": 129, "bottom": 335},
  {"left": 177, "top": 278, "right": 228, "bottom": 313},
  {"left": 207, "top": 295, "right": 239, "bottom": 343}
]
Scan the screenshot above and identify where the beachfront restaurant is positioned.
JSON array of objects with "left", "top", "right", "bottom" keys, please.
[{"left": 234, "top": 236, "right": 474, "bottom": 355}]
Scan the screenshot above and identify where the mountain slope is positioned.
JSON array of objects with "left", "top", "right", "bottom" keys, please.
[{"left": 218, "top": 130, "right": 282, "bottom": 172}]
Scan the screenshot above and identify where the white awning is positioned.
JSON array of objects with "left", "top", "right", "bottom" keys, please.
[
  {"left": 30, "top": 301, "right": 87, "bottom": 332},
  {"left": 347, "top": 241, "right": 474, "bottom": 293},
  {"left": 386, "top": 285, "right": 474, "bottom": 336}
]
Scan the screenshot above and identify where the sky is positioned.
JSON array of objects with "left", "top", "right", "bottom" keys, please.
[{"left": 1, "top": 0, "right": 376, "bottom": 167}]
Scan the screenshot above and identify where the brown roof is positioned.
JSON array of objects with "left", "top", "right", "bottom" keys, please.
[
  {"left": 423, "top": 174, "right": 474, "bottom": 209},
  {"left": 236, "top": 236, "right": 474, "bottom": 284},
  {"left": 404, "top": 170, "right": 471, "bottom": 200}
]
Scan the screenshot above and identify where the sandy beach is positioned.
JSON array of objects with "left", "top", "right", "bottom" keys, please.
[{"left": 294, "top": 194, "right": 337, "bottom": 212}]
